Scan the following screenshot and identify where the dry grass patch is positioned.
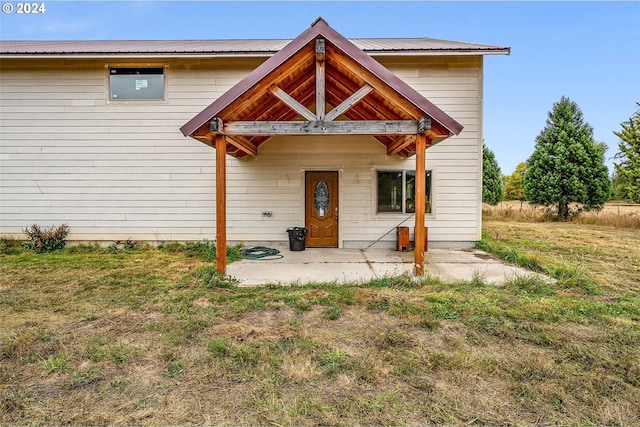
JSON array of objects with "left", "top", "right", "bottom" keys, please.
[
  {"left": 481, "top": 217, "right": 640, "bottom": 292},
  {"left": 485, "top": 200, "right": 640, "bottom": 229},
  {"left": 1, "top": 236, "right": 640, "bottom": 425}
]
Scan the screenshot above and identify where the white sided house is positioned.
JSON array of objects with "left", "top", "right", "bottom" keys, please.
[{"left": 0, "top": 19, "right": 509, "bottom": 273}]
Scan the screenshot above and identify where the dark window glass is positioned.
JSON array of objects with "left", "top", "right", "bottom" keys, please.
[
  {"left": 110, "top": 67, "right": 164, "bottom": 100},
  {"left": 405, "top": 170, "right": 432, "bottom": 214},
  {"left": 377, "top": 171, "right": 403, "bottom": 213},
  {"left": 377, "top": 170, "right": 432, "bottom": 214}
]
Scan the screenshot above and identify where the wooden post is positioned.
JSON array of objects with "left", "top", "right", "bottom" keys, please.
[
  {"left": 414, "top": 134, "right": 427, "bottom": 276},
  {"left": 215, "top": 135, "right": 227, "bottom": 274},
  {"left": 315, "top": 38, "right": 326, "bottom": 121}
]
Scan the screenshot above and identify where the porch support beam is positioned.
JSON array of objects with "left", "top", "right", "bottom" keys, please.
[
  {"left": 315, "top": 38, "right": 326, "bottom": 120},
  {"left": 387, "top": 135, "right": 413, "bottom": 156},
  {"left": 209, "top": 117, "right": 258, "bottom": 157},
  {"left": 226, "top": 135, "right": 258, "bottom": 157},
  {"left": 222, "top": 120, "right": 420, "bottom": 135},
  {"left": 414, "top": 133, "right": 427, "bottom": 276},
  {"left": 418, "top": 116, "right": 432, "bottom": 133},
  {"left": 215, "top": 135, "right": 227, "bottom": 274},
  {"left": 269, "top": 86, "right": 316, "bottom": 121},
  {"left": 324, "top": 84, "right": 373, "bottom": 122}
]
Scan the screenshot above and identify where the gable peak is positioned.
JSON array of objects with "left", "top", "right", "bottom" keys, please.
[{"left": 311, "top": 17, "right": 329, "bottom": 27}]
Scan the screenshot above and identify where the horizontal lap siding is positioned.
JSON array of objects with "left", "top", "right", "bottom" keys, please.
[
  {"left": 0, "top": 58, "right": 260, "bottom": 241},
  {"left": 384, "top": 57, "right": 482, "bottom": 244},
  {"left": 1, "top": 56, "right": 482, "bottom": 245}
]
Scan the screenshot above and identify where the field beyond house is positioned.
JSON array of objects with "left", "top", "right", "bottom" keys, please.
[
  {"left": 1, "top": 205, "right": 639, "bottom": 426},
  {"left": 484, "top": 200, "right": 640, "bottom": 229}
]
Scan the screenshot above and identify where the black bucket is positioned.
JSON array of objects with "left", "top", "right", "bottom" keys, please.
[{"left": 286, "top": 227, "right": 307, "bottom": 251}]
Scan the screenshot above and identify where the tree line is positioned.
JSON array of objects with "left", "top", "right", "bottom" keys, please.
[{"left": 483, "top": 97, "right": 640, "bottom": 220}]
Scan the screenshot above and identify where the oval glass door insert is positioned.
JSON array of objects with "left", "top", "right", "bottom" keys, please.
[{"left": 314, "top": 181, "right": 330, "bottom": 217}]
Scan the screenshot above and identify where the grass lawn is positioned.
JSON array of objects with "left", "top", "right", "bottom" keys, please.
[{"left": 1, "top": 218, "right": 639, "bottom": 426}]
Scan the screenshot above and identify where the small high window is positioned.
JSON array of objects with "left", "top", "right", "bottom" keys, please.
[
  {"left": 109, "top": 67, "right": 164, "bottom": 100},
  {"left": 377, "top": 170, "right": 432, "bottom": 214}
]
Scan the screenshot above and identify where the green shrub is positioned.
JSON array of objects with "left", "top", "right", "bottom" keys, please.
[{"left": 23, "top": 223, "right": 69, "bottom": 253}]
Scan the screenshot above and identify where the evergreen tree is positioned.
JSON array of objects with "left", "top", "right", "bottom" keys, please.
[
  {"left": 613, "top": 103, "right": 640, "bottom": 203},
  {"left": 524, "top": 96, "right": 611, "bottom": 220},
  {"left": 611, "top": 170, "right": 631, "bottom": 200},
  {"left": 611, "top": 169, "right": 632, "bottom": 201},
  {"left": 482, "top": 143, "right": 503, "bottom": 205},
  {"left": 504, "top": 162, "right": 527, "bottom": 201}
]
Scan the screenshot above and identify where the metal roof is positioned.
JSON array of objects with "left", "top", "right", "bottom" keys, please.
[{"left": 0, "top": 38, "right": 510, "bottom": 58}]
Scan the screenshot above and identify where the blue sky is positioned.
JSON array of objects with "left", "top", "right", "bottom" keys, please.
[{"left": 1, "top": 1, "right": 639, "bottom": 175}]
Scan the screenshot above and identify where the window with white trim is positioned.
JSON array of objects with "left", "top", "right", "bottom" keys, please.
[
  {"left": 109, "top": 67, "right": 164, "bottom": 100},
  {"left": 377, "top": 170, "right": 432, "bottom": 214}
]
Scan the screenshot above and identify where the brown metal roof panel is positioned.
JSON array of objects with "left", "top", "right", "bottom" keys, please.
[
  {"left": 0, "top": 39, "right": 291, "bottom": 55},
  {"left": 352, "top": 37, "right": 508, "bottom": 53},
  {"left": 0, "top": 38, "right": 509, "bottom": 56}
]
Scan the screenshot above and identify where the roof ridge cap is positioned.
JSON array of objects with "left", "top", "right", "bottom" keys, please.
[{"left": 311, "top": 17, "right": 329, "bottom": 27}]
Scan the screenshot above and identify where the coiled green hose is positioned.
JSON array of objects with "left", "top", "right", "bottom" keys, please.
[{"left": 239, "top": 246, "right": 283, "bottom": 260}]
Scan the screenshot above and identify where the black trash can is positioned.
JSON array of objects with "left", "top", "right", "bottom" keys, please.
[{"left": 286, "top": 227, "right": 307, "bottom": 251}]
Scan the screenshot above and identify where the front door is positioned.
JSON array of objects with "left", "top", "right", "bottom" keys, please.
[{"left": 305, "top": 171, "right": 339, "bottom": 247}]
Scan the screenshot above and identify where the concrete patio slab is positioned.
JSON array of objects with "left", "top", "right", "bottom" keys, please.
[{"left": 227, "top": 246, "right": 544, "bottom": 287}]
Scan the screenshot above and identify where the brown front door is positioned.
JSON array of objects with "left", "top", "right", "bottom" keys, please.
[{"left": 305, "top": 171, "right": 339, "bottom": 247}]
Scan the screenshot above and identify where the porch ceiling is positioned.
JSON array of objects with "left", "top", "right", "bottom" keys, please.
[{"left": 180, "top": 18, "right": 463, "bottom": 159}]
